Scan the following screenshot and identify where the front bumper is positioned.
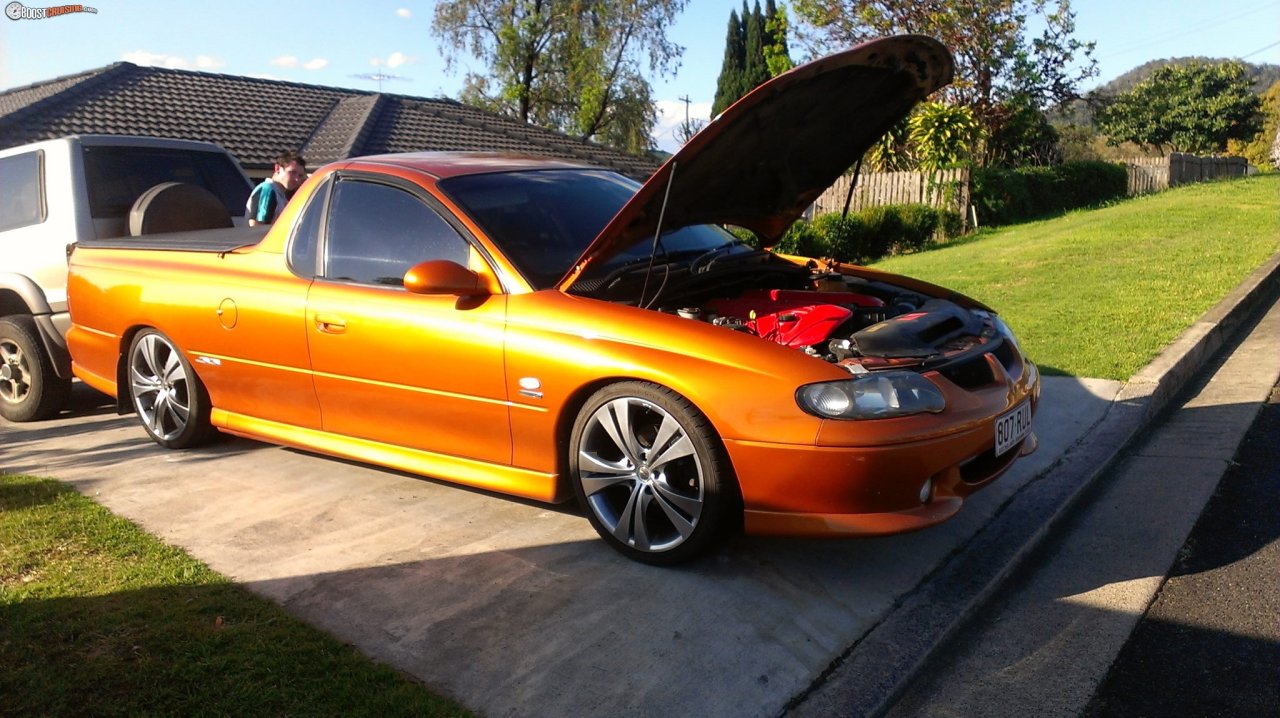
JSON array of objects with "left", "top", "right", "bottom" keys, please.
[
  {"left": 736, "top": 431, "right": 1037, "bottom": 537},
  {"left": 730, "top": 360, "right": 1040, "bottom": 538}
]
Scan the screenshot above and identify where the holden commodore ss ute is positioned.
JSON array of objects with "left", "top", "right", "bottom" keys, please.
[{"left": 66, "top": 36, "right": 1038, "bottom": 564}]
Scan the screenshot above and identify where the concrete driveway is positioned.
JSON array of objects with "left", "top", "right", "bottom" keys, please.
[{"left": 1, "top": 375, "right": 1118, "bottom": 717}]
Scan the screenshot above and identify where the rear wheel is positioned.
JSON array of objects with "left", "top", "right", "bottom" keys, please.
[
  {"left": 0, "top": 315, "right": 70, "bottom": 422},
  {"left": 127, "top": 329, "right": 214, "bottom": 448},
  {"left": 570, "top": 381, "right": 737, "bottom": 565}
]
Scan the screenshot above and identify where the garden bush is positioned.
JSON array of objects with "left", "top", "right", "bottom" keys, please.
[
  {"left": 773, "top": 218, "right": 825, "bottom": 257},
  {"left": 773, "top": 203, "right": 958, "bottom": 264},
  {"left": 972, "top": 161, "right": 1127, "bottom": 226}
]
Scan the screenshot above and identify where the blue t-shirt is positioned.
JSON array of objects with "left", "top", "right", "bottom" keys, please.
[{"left": 246, "top": 178, "right": 288, "bottom": 224}]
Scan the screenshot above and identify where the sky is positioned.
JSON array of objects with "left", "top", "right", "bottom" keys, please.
[{"left": 0, "top": 0, "right": 1277, "bottom": 152}]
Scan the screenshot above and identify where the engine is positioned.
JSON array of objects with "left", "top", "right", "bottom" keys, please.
[{"left": 667, "top": 274, "right": 1001, "bottom": 373}]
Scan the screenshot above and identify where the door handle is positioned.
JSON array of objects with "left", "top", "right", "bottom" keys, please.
[{"left": 314, "top": 314, "right": 347, "bottom": 334}]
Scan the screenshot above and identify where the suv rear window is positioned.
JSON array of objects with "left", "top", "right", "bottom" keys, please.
[
  {"left": 82, "top": 146, "right": 251, "bottom": 220},
  {"left": 0, "top": 150, "right": 44, "bottom": 232}
]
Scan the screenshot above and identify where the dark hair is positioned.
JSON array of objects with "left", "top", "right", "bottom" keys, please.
[{"left": 275, "top": 150, "right": 306, "bottom": 169}]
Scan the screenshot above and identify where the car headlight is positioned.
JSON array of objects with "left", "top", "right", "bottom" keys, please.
[{"left": 796, "top": 372, "right": 946, "bottom": 420}]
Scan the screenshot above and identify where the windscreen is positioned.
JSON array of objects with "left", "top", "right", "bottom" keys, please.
[{"left": 438, "top": 168, "right": 736, "bottom": 290}]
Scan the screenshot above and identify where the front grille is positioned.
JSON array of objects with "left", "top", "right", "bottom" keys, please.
[{"left": 938, "top": 354, "right": 996, "bottom": 389}]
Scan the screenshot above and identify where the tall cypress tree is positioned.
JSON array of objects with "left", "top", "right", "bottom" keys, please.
[
  {"left": 743, "top": 1, "right": 770, "bottom": 90},
  {"left": 712, "top": 10, "right": 746, "bottom": 117},
  {"left": 712, "top": 1, "right": 793, "bottom": 116}
]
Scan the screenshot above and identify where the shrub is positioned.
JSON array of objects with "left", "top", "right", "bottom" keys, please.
[
  {"left": 773, "top": 218, "right": 824, "bottom": 257},
  {"left": 1056, "top": 161, "right": 1130, "bottom": 208},
  {"left": 886, "top": 204, "right": 941, "bottom": 254},
  {"left": 971, "top": 167, "right": 1031, "bottom": 226},
  {"left": 775, "top": 204, "right": 959, "bottom": 263},
  {"left": 854, "top": 206, "right": 902, "bottom": 261},
  {"left": 726, "top": 225, "right": 760, "bottom": 247},
  {"left": 811, "top": 212, "right": 866, "bottom": 262},
  {"left": 972, "top": 161, "right": 1127, "bottom": 226}
]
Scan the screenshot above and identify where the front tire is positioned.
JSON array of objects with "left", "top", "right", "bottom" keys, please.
[
  {"left": 127, "top": 329, "right": 214, "bottom": 448},
  {"left": 570, "top": 381, "right": 738, "bottom": 565},
  {"left": 0, "top": 315, "right": 70, "bottom": 422}
]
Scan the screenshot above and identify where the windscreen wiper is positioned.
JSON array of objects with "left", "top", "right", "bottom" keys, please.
[{"left": 688, "top": 239, "right": 755, "bottom": 272}]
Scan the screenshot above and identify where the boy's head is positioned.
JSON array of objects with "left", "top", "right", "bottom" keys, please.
[{"left": 273, "top": 150, "right": 307, "bottom": 192}]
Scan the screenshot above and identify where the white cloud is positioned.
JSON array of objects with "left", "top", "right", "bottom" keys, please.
[
  {"left": 371, "top": 52, "right": 414, "bottom": 69},
  {"left": 121, "top": 50, "right": 225, "bottom": 70},
  {"left": 270, "top": 55, "right": 327, "bottom": 71},
  {"left": 396, "top": 8, "right": 411, "bottom": 18}
]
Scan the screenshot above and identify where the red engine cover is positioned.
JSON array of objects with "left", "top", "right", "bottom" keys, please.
[
  {"left": 705, "top": 289, "right": 881, "bottom": 348},
  {"left": 752, "top": 304, "right": 853, "bottom": 347}
]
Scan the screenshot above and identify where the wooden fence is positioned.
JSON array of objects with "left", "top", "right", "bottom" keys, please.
[
  {"left": 1124, "top": 153, "right": 1250, "bottom": 195},
  {"left": 812, "top": 168, "right": 970, "bottom": 220},
  {"left": 811, "top": 154, "right": 1250, "bottom": 225}
]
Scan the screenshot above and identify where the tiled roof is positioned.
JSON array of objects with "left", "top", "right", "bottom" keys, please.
[{"left": 0, "top": 62, "right": 660, "bottom": 180}]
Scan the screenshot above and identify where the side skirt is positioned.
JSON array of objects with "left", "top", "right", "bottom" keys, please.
[{"left": 211, "top": 408, "right": 565, "bottom": 503}]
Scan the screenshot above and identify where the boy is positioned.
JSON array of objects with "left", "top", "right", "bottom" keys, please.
[{"left": 246, "top": 150, "right": 307, "bottom": 226}]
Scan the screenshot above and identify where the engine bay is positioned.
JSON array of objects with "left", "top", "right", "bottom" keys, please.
[
  {"left": 661, "top": 269, "right": 1008, "bottom": 379},
  {"left": 572, "top": 244, "right": 1016, "bottom": 382}
]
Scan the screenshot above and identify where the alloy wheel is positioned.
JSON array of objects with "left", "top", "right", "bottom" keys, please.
[
  {"left": 130, "top": 333, "right": 194, "bottom": 442},
  {"left": 576, "top": 396, "right": 706, "bottom": 553}
]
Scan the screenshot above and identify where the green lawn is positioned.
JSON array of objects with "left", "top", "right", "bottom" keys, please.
[
  {"left": 0, "top": 474, "right": 469, "bottom": 717},
  {"left": 872, "top": 174, "right": 1280, "bottom": 380}
]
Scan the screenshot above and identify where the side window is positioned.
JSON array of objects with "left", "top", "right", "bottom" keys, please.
[
  {"left": 0, "top": 151, "right": 44, "bottom": 232},
  {"left": 324, "top": 179, "right": 468, "bottom": 286},
  {"left": 287, "top": 178, "right": 331, "bottom": 278}
]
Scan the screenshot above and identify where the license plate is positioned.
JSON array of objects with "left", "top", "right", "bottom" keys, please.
[{"left": 995, "top": 399, "right": 1033, "bottom": 457}]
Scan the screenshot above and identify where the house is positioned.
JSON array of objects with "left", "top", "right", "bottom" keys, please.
[{"left": 0, "top": 62, "right": 661, "bottom": 180}]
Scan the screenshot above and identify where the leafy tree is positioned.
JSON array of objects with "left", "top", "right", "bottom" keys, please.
[
  {"left": 867, "top": 117, "right": 912, "bottom": 171},
  {"left": 1099, "top": 57, "right": 1280, "bottom": 96},
  {"left": 1226, "top": 80, "right": 1280, "bottom": 171},
  {"left": 792, "top": 0, "right": 1097, "bottom": 161},
  {"left": 432, "top": 0, "right": 687, "bottom": 153},
  {"left": 763, "top": 0, "right": 794, "bottom": 76},
  {"left": 864, "top": 102, "right": 980, "bottom": 173},
  {"left": 1095, "top": 61, "right": 1263, "bottom": 155},
  {"left": 987, "top": 98, "right": 1060, "bottom": 166},
  {"left": 909, "top": 102, "right": 981, "bottom": 172}
]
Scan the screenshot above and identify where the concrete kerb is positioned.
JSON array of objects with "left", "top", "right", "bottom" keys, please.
[{"left": 789, "top": 248, "right": 1280, "bottom": 718}]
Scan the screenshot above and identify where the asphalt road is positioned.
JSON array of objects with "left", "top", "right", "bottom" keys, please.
[{"left": 1085, "top": 379, "right": 1280, "bottom": 717}]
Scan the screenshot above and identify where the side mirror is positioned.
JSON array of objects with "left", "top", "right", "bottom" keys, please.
[{"left": 403, "top": 260, "right": 489, "bottom": 297}]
